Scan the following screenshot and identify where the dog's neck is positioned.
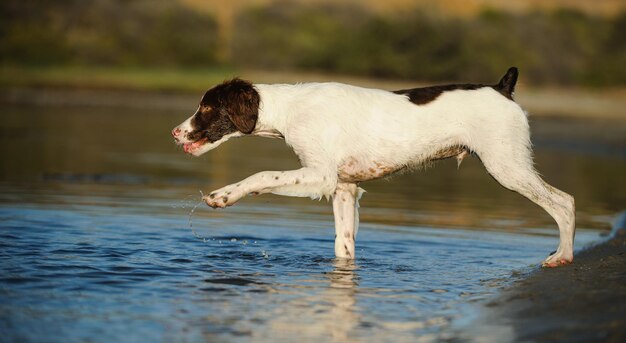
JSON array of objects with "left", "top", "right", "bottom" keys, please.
[{"left": 252, "top": 84, "right": 300, "bottom": 139}]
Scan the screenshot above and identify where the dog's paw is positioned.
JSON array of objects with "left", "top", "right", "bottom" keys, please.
[
  {"left": 203, "top": 185, "right": 243, "bottom": 209},
  {"left": 541, "top": 250, "right": 573, "bottom": 268}
]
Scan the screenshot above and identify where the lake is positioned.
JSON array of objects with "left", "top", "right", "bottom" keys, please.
[{"left": 1, "top": 103, "right": 624, "bottom": 342}]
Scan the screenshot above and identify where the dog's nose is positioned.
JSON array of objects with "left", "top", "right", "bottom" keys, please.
[{"left": 172, "top": 127, "right": 181, "bottom": 138}]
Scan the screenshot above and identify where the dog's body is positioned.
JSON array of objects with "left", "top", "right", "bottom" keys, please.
[{"left": 172, "top": 68, "right": 576, "bottom": 267}]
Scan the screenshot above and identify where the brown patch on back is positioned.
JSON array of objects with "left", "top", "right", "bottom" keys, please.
[
  {"left": 393, "top": 67, "right": 519, "bottom": 105},
  {"left": 393, "top": 84, "right": 486, "bottom": 105}
]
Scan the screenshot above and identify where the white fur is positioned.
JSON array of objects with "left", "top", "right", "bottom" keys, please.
[{"left": 179, "top": 82, "right": 576, "bottom": 267}]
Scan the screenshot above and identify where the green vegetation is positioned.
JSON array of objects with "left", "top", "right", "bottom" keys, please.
[
  {"left": 234, "top": 3, "right": 626, "bottom": 86},
  {"left": 0, "top": 0, "right": 219, "bottom": 67},
  {"left": 1, "top": 0, "right": 625, "bottom": 88},
  {"left": 0, "top": 65, "right": 235, "bottom": 93}
]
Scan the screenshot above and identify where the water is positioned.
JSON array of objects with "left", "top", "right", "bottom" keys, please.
[{"left": 1, "top": 104, "right": 624, "bottom": 342}]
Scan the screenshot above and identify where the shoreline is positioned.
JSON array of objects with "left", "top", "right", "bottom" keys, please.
[{"left": 464, "top": 212, "right": 626, "bottom": 342}]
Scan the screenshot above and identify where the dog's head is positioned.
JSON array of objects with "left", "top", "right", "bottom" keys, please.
[{"left": 172, "top": 78, "right": 260, "bottom": 156}]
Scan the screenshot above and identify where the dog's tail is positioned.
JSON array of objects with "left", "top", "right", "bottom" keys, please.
[{"left": 494, "top": 67, "right": 518, "bottom": 100}]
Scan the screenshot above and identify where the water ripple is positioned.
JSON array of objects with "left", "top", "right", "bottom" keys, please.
[{"left": 0, "top": 194, "right": 606, "bottom": 343}]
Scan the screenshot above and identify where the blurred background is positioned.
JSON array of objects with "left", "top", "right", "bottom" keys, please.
[
  {"left": 1, "top": 1, "right": 625, "bottom": 342},
  {"left": 1, "top": 0, "right": 626, "bottom": 88},
  {"left": 1, "top": 0, "right": 624, "bottom": 219}
]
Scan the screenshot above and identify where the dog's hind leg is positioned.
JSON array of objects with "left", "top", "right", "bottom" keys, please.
[
  {"left": 332, "top": 183, "right": 364, "bottom": 259},
  {"left": 478, "top": 147, "right": 576, "bottom": 267}
]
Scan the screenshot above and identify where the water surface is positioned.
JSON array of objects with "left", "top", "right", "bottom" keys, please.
[{"left": 1, "top": 104, "right": 624, "bottom": 342}]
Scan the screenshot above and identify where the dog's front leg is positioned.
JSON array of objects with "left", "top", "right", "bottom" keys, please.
[
  {"left": 203, "top": 168, "right": 336, "bottom": 208},
  {"left": 333, "top": 183, "right": 364, "bottom": 259}
]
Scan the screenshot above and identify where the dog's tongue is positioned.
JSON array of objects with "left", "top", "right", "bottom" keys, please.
[
  {"left": 183, "top": 143, "right": 193, "bottom": 153},
  {"left": 183, "top": 141, "right": 203, "bottom": 154}
]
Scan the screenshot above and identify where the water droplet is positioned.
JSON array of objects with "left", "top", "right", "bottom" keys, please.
[{"left": 187, "top": 191, "right": 212, "bottom": 243}]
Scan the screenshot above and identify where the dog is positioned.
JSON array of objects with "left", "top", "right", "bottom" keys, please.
[{"left": 171, "top": 67, "right": 575, "bottom": 267}]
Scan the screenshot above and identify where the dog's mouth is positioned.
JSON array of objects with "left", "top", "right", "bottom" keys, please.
[{"left": 182, "top": 137, "right": 208, "bottom": 155}]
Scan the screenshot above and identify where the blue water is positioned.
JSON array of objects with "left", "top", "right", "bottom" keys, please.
[
  {"left": 0, "top": 184, "right": 606, "bottom": 342},
  {"left": 0, "top": 105, "right": 622, "bottom": 342}
]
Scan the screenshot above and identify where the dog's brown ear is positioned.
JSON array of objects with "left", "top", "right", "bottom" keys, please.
[{"left": 221, "top": 78, "right": 259, "bottom": 134}]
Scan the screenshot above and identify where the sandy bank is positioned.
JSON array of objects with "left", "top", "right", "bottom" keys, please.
[{"left": 468, "top": 212, "right": 626, "bottom": 342}]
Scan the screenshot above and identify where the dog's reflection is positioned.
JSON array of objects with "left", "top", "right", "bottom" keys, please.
[
  {"left": 327, "top": 258, "right": 358, "bottom": 288},
  {"left": 324, "top": 258, "right": 358, "bottom": 291},
  {"left": 263, "top": 258, "right": 361, "bottom": 342},
  {"left": 323, "top": 259, "right": 360, "bottom": 341}
]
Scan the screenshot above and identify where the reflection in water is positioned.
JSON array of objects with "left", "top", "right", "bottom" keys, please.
[
  {"left": 0, "top": 104, "right": 624, "bottom": 342},
  {"left": 321, "top": 259, "right": 359, "bottom": 342},
  {"left": 261, "top": 259, "right": 360, "bottom": 342}
]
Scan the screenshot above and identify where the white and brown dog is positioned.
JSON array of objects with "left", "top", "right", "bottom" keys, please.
[{"left": 172, "top": 67, "right": 575, "bottom": 267}]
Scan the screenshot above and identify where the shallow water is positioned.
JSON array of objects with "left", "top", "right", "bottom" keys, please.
[{"left": 1, "top": 104, "right": 624, "bottom": 342}]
